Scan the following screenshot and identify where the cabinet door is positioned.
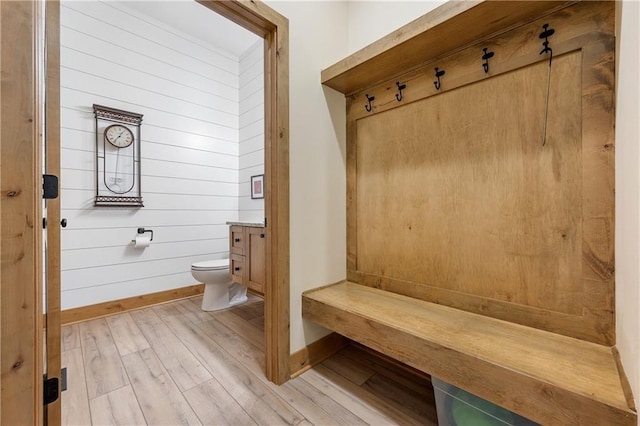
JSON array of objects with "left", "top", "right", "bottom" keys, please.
[
  {"left": 230, "top": 226, "right": 245, "bottom": 255},
  {"left": 247, "top": 227, "right": 266, "bottom": 294}
]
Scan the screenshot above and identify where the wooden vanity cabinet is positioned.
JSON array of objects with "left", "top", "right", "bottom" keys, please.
[{"left": 229, "top": 225, "right": 265, "bottom": 295}]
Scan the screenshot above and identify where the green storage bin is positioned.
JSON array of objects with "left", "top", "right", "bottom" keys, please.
[{"left": 432, "top": 377, "right": 538, "bottom": 426}]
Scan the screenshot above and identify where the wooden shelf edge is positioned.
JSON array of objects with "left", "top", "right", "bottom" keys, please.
[
  {"left": 321, "top": 0, "right": 480, "bottom": 82},
  {"left": 302, "top": 281, "right": 637, "bottom": 425},
  {"left": 321, "top": 0, "right": 576, "bottom": 94}
]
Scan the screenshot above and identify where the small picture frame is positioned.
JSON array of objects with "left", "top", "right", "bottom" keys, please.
[{"left": 251, "top": 174, "right": 264, "bottom": 199}]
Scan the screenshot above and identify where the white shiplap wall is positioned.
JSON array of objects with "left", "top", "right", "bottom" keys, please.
[
  {"left": 238, "top": 40, "right": 265, "bottom": 222},
  {"left": 60, "top": 1, "right": 244, "bottom": 309}
]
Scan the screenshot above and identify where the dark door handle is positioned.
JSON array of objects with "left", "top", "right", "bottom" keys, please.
[
  {"left": 234, "top": 267, "right": 240, "bottom": 272},
  {"left": 60, "top": 218, "right": 67, "bottom": 228},
  {"left": 234, "top": 238, "right": 240, "bottom": 243}
]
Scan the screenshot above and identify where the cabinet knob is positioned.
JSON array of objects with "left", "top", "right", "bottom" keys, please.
[
  {"left": 234, "top": 238, "right": 241, "bottom": 243},
  {"left": 260, "top": 233, "right": 265, "bottom": 238},
  {"left": 234, "top": 267, "right": 241, "bottom": 272}
]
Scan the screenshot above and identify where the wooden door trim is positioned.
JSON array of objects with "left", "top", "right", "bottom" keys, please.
[
  {"left": 48, "top": 0, "right": 289, "bottom": 385},
  {"left": 196, "top": 0, "right": 291, "bottom": 385},
  {"left": 0, "top": 1, "right": 44, "bottom": 424},
  {"left": 45, "top": 0, "right": 62, "bottom": 423}
]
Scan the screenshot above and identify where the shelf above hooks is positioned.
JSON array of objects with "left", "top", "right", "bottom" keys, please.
[{"left": 321, "top": 1, "right": 573, "bottom": 95}]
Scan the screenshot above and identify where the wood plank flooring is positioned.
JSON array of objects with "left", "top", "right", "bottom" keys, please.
[{"left": 61, "top": 294, "right": 438, "bottom": 425}]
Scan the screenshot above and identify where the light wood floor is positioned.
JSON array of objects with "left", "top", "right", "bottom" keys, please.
[{"left": 61, "top": 294, "right": 438, "bottom": 425}]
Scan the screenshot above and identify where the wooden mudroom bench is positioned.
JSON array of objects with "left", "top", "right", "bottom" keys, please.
[
  {"left": 302, "top": 281, "right": 636, "bottom": 425},
  {"left": 307, "top": 0, "right": 636, "bottom": 424}
]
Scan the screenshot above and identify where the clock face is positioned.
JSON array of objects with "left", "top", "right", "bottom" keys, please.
[{"left": 104, "top": 124, "right": 134, "bottom": 148}]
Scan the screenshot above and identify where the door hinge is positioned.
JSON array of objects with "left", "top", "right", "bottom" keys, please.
[
  {"left": 61, "top": 367, "right": 67, "bottom": 392},
  {"left": 43, "top": 376, "right": 59, "bottom": 405},
  {"left": 264, "top": 217, "right": 267, "bottom": 227},
  {"left": 42, "top": 174, "right": 59, "bottom": 199}
]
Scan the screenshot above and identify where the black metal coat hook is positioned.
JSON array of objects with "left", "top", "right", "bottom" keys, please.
[
  {"left": 365, "top": 94, "right": 375, "bottom": 112},
  {"left": 433, "top": 67, "right": 445, "bottom": 90},
  {"left": 539, "top": 23, "right": 556, "bottom": 147},
  {"left": 395, "top": 82, "right": 407, "bottom": 102},
  {"left": 482, "top": 48, "right": 494, "bottom": 74},
  {"left": 539, "top": 23, "right": 555, "bottom": 64}
]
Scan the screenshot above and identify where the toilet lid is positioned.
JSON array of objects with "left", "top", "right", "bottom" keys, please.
[{"left": 191, "top": 259, "right": 228, "bottom": 271}]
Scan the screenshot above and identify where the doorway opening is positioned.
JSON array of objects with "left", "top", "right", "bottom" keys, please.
[
  {"left": 0, "top": 1, "right": 289, "bottom": 423},
  {"left": 48, "top": 2, "right": 288, "bottom": 382}
]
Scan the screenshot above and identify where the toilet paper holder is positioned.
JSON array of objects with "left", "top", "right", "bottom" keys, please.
[{"left": 136, "top": 227, "right": 153, "bottom": 241}]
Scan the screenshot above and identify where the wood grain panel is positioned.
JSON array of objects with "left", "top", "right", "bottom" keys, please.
[
  {"left": 62, "top": 324, "right": 80, "bottom": 351},
  {"left": 61, "top": 348, "right": 91, "bottom": 426},
  {"left": 79, "top": 318, "right": 129, "bottom": 399},
  {"left": 357, "top": 53, "right": 583, "bottom": 313},
  {"left": 89, "top": 385, "right": 146, "bottom": 426},
  {"left": 284, "top": 376, "right": 369, "bottom": 425},
  {"left": 130, "top": 308, "right": 213, "bottom": 392},
  {"left": 104, "top": 312, "right": 150, "bottom": 356},
  {"left": 121, "top": 348, "right": 202, "bottom": 425},
  {"left": 155, "top": 303, "right": 303, "bottom": 425},
  {"left": 212, "top": 309, "right": 265, "bottom": 350},
  {"left": 0, "top": 2, "right": 43, "bottom": 423},
  {"left": 184, "top": 379, "right": 258, "bottom": 426},
  {"left": 344, "top": 2, "right": 616, "bottom": 344}
]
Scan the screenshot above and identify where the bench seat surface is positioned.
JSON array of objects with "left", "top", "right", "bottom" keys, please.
[{"left": 302, "top": 281, "right": 636, "bottom": 425}]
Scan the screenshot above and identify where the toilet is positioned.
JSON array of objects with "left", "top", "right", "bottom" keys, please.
[{"left": 191, "top": 258, "right": 248, "bottom": 311}]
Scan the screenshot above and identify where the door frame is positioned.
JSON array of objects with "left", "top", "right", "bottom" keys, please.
[
  {"left": 197, "top": 0, "right": 291, "bottom": 385},
  {"left": 45, "top": 0, "right": 62, "bottom": 423},
  {"left": 0, "top": 0, "right": 290, "bottom": 422}
]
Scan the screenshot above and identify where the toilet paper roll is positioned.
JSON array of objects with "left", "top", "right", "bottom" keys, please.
[{"left": 133, "top": 235, "right": 151, "bottom": 248}]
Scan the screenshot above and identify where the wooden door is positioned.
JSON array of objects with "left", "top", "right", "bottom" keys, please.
[
  {"left": 0, "top": 1, "right": 62, "bottom": 423},
  {"left": 1, "top": 1, "right": 45, "bottom": 423}
]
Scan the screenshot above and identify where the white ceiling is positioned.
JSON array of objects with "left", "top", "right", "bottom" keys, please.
[{"left": 122, "top": 1, "right": 262, "bottom": 57}]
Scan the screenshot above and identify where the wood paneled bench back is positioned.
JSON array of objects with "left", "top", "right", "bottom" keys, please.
[{"left": 302, "top": 282, "right": 637, "bottom": 425}]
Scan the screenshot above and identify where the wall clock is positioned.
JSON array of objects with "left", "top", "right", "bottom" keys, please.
[
  {"left": 104, "top": 124, "right": 134, "bottom": 148},
  {"left": 93, "top": 104, "right": 144, "bottom": 207}
]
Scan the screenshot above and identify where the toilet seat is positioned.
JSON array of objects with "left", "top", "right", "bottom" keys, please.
[{"left": 191, "top": 259, "right": 228, "bottom": 271}]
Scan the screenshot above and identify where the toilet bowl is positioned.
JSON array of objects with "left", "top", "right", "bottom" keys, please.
[{"left": 191, "top": 259, "right": 248, "bottom": 311}]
